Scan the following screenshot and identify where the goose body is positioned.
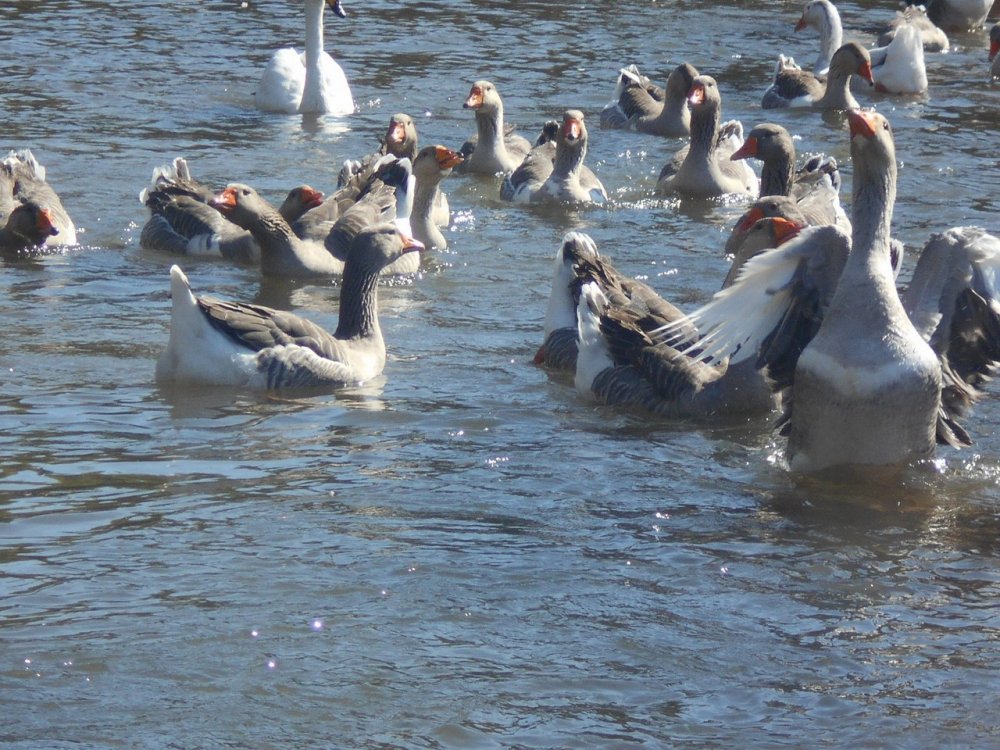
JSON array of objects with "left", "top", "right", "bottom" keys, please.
[
  {"left": 410, "top": 145, "right": 463, "bottom": 250},
  {"left": 599, "top": 63, "right": 697, "bottom": 138},
  {"left": 922, "top": 0, "right": 992, "bottom": 30},
  {"left": 457, "top": 81, "right": 531, "bottom": 175},
  {"left": 870, "top": 22, "right": 928, "bottom": 94},
  {"left": 658, "top": 76, "right": 758, "bottom": 198},
  {"left": 1, "top": 149, "right": 77, "bottom": 247},
  {"left": 988, "top": 23, "right": 1000, "bottom": 78},
  {"left": 254, "top": 0, "right": 354, "bottom": 115},
  {"left": 156, "top": 224, "right": 422, "bottom": 389},
  {"left": 762, "top": 42, "right": 874, "bottom": 109},
  {"left": 501, "top": 110, "right": 607, "bottom": 204}
]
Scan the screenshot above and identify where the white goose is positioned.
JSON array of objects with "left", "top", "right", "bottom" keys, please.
[
  {"left": 870, "top": 21, "right": 928, "bottom": 94},
  {"left": 254, "top": 0, "right": 354, "bottom": 115},
  {"left": 657, "top": 110, "right": 1000, "bottom": 471},
  {"left": 156, "top": 224, "right": 422, "bottom": 389}
]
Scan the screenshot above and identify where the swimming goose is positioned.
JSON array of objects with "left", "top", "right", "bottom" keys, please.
[
  {"left": 599, "top": 63, "right": 697, "bottom": 138},
  {"left": 254, "top": 0, "right": 354, "bottom": 114},
  {"left": 155, "top": 224, "right": 422, "bottom": 389},
  {"left": 988, "top": 23, "right": 1000, "bottom": 78},
  {"left": 762, "top": 42, "right": 874, "bottom": 109},
  {"left": 410, "top": 145, "right": 462, "bottom": 250},
  {"left": 1, "top": 149, "right": 77, "bottom": 245},
  {"left": 658, "top": 110, "right": 1000, "bottom": 471},
  {"left": 878, "top": 4, "right": 950, "bottom": 51},
  {"left": 139, "top": 157, "right": 322, "bottom": 264},
  {"left": 457, "top": 80, "right": 532, "bottom": 175},
  {"left": 534, "top": 232, "right": 690, "bottom": 372},
  {"left": 730, "top": 123, "right": 849, "bottom": 231},
  {"left": 500, "top": 110, "right": 607, "bottom": 204},
  {"left": 657, "top": 76, "right": 758, "bottom": 198},
  {"left": 870, "top": 21, "right": 928, "bottom": 94},
  {"left": 573, "top": 280, "right": 778, "bottom": 419},
  {"left": 921, "top": 0, "right": 992, "bottom": 30},
  {"left": 795, "top": 0, "right": 844, "bottom": 76}
]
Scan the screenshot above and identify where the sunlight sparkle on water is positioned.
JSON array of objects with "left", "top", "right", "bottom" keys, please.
[{"left": 312, "top": 619, "right": 323, "bottom": 631}]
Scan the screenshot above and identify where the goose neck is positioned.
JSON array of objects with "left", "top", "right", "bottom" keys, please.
[{"left": 335, "top": 264, "right": 381, "bottom": 339}]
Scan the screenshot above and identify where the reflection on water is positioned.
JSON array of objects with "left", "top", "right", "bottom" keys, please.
[{"left": 1, "top": 0, "right": 1000, "bottom": 747}]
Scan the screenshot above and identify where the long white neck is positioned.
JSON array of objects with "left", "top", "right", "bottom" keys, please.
[
  {"left": 300, "top": 0, "right": 327, "bottom": 111},
  {"left": 814, "top": 1, "right": 843, "bottom": 76}
]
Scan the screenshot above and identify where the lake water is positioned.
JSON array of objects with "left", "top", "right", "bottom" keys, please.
[{"left": 3, "top": 0, "right": 1000, "bottom": 747}]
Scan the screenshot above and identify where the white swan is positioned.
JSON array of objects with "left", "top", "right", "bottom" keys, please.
[{"left": 255, "top": 0, "right": 354, "bottom": 115}]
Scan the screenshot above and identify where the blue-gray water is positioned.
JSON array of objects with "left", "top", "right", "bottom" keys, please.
[{"left": 2, "top": 1, "right": 1000, "bottom": 747}]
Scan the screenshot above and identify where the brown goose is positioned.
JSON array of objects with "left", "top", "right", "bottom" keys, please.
[
  {"left": 599, "top": 63, "right": 697, "bottom": 138},
  {"left": 657, "top": 76, "right": 758, "bottom": 198},
  {"left": 156, "top": 224, "right": 422, "bottom": 389},
  {"left": 0, "top": 201, "right": 60, "bottom": 252},
  {"left": 457, "top": 80, "right": 532, "bottom": 174}
]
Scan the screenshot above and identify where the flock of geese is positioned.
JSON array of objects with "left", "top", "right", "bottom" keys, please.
[{"left": 4, "top": 0, "right": 1000, "bottom": 475}]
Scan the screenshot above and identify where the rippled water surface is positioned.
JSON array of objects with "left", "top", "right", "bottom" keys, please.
[{"left": 3, "top": 0, "right": 1000, "bottom": 747}]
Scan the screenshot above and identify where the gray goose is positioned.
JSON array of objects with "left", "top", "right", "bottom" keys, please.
[
  {"left": 501, "top": 110, "right": 607, "bottom": 204},
  {"left": 730, "top": 123, "right": 849, "bottom": 231},
  {"left": 1, "top": 149, "right": 77, "bottom": 246},
  {"left": 457, "top": 80, "right": 532, "bottom": 175},
  {"left": 657, "top": 75, "right": 758, "bottom": 198},
  {"left": 156, "top": 224, "right": 422, "bottom": 389},
  {"left": 139, "top": 157, "right": 323, "bottom": 264},
  {"left": 599, "top": 63, "right": 697, "bottom": 138},
  {"left": 761, "top": 41, "right": 873, "bottom": 109},
  {"left": 410, "top": 145, "right": 463, "bottom": 251},
  {"left": 657, "top": 111, "right": 1000, "bottom": 471},
  {"left": 0, "top": 200, "right": 60, "bottom": 253}
]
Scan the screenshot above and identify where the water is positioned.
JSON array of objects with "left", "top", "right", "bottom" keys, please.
[{"left": 2, "top": 0, "right": 1000, "bottom": 746}]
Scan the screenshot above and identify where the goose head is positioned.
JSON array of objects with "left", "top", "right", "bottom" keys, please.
[{"left": 385, "top": 113, "right": 418, "bottom": 159}]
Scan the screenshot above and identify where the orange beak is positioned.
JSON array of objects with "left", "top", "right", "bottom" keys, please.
[
  {"left": 730, "top": 136, "right": 758, "bottom": 161},
  {"left": 434, "top": 146, "right": 464, "bottom": 170},
  {"left": 990, "top": 39, "right": 999, "bottom": 61},
  {"left": 771, "top": 216, "right": 804, "bottom": 244},
  {"left": 562, "top": 117, "right": 582, "bottom": 141},
  {"left": 794, "top": 15, "right": 807, "bottom": 31},
  {"left": 736, "top": 206, "right": 765, "bottom": 233},
  {"left": 211, "top": 186, "right": 239, "bottom": 212},
  {"left": 687, "top": 83, "right": 705, "bottom": 106},
  {"left": 37, "top": 207, "right": 58, "bottom": 237},
  {"left": 857, "top": 60, "right": 874, "bottom": 85},
  {"left": 399, "top": 232, "right": 425, "bottom": 253},
  {"left": 301, "top": 186, "right": 324, "bottom": 209},
  {"left": 533, "top": 344, "right": 547, "bottom": 365},
  {"left": 847, "top": 109, "right": 878, "bottom": 139},
  {"left": 464, "top": 86, "right": 484, "bottom": 109},
  {"left": 387, "top": 121, "right": 407, "bottom": 144}
]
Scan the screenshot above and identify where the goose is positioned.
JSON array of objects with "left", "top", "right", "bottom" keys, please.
[
  {"left": 457, "top": 80, "right": 532, "bottom": 175},
  {"left": 988, "top": 23, "right": 1000, "bottom": 78},
  {"left": 1, "top": 149, "right": 77, "bottom": 246},
  {"left": 155, "top": 224, "right": 422, "bottom": 389},
  {"left": 139, "top": 157, "right": 323, "bottom": 264},
  {"left": 210, "top": 159, "right": 418, "bottom": 277},
  {"left": 656, "top": 110, "right": 1000, "bottom": 471},
  {"left": 254, "top": 0, "right": 354, "bottom": 115},
  {"left": 920, "top": 0, "right": 992, "bottom": 30},
  {"left": 500, "top": 110, "right": 607, "bottom": 204},
  {"left": 762, "top": 42, "right": 874, "bottom": 109},
  {"left": 878, "top": 4, "right": 950, "bottom": 51},
  {"left": 870, "top": 21, "right": 928, "bottom": 94},
  {"left": 794, "top": 0, "right": 844, "bottom": 76},
  {"left": 657, "top": 76, "right": 758, "bottom": 198},
  {"left": 337, "top": 114, "right": 449, "bottom": 227},
  {"left": 599, "top": 63, "right": 698, "bottom": 138},
  {"left": 534, "top": 232, "right": 691, "bottom": 372},
  {"left": 730, "top": 123, "right": 849, "bottom": 231},
  {"left": 410, "top": 145, "right": 463, "bottom": 250}
]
